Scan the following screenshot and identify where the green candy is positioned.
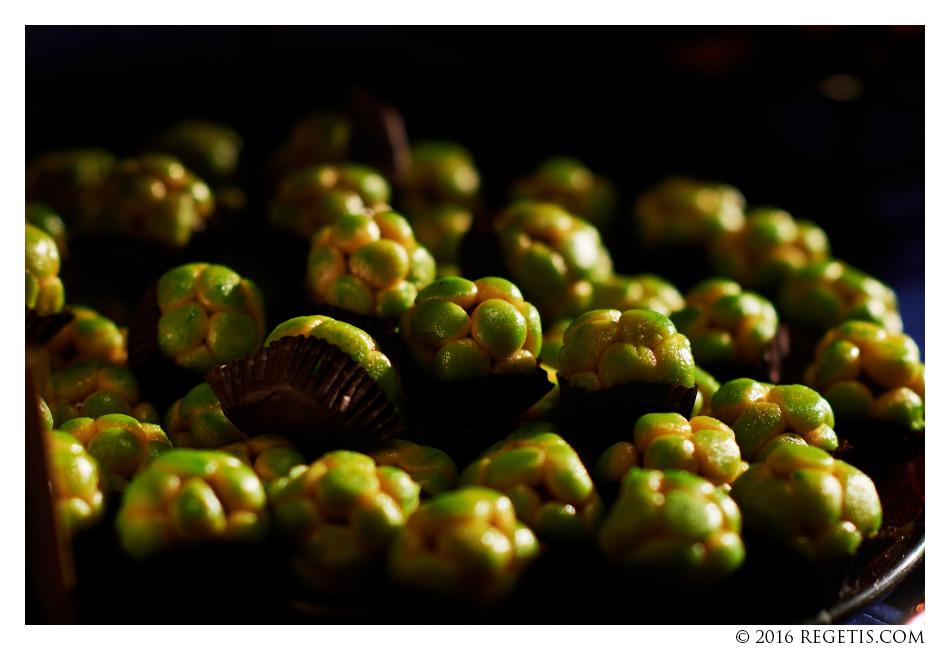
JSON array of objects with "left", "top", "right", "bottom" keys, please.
[
  {"left": 434, "top": 339, "right": 491, "bottom": 382},
  {"left": 415, "top": 275, "right": 479, "bottom": 309},
  {"left": 376, "top": 281, "right": 417, "bottom": 318},
  {"left": 326, "top": 275, "right": 375, "bottom": 314},
  {"left": 47, "top": 431, "right": 106, "bottom": 537},
  {"left": 197, "top": 265, "right": 246, "bottom": 309},
  {"left": 157, "top": 304, "right": 208, "bottom": 357},
  {"left": 412, "top": 300, "right": 472, "bottom": 347},
  {"left": 311, "top": 319, "right": 375, "bottom": 365},
  {"left": 349, "top": 239, "right": 410, "bottom": 288},
  {"left": 207, "top": 311, "right": 259, "bottom": 363},
  {"left": 471, "top": 299, "right": 528, "bottom": 359}
]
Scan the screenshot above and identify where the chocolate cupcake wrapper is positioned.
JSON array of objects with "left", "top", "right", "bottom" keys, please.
[
  {"left": 205, "top": 335, "right": 404, "bottom": 457},
  {"left": 702, "top": 324, "right": 789, "bottom": 385},
  {"left": 127, "top": 282, "right": 206, "bottom": 410},
  {"left": 398, "top": 351, "right": 556, "bottom": 465},
  {"left": 26, "top": 306, "right": 74, "bottom": 346},
  {"left": 558, "top": 376, "right": 698, "bottom": 462}
]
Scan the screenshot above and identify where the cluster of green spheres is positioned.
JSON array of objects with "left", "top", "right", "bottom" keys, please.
[
  {"left": 269, "top": 111, "right": 353, "bottom": 180},
  {"left": 306, "top": 211, "right": 436, "bottom": 319},
  {"left": 25, "top": 148, "right": 116, "bottom": 221},
  {"left": 368, "top": 438, "right": 459, "bottom": 497},
  {"left": 494, "top": 201, "right": 613, "bottom": 321},
  {"left": 558, "top": 309, "right": 695, "bottom": 392},
  {"left": 218, "top": 434, "right": 306, "bottom": 484},
  {"left": 154, "top": 262, "right": 267, "bottom": 374},
  {"left": 82, "top": 154, "right": 215, "bottom": 249},
  {"left": 399, "top": 276, "right": 543, "bottom": 382},
  {"left": 710, "top": 378, "right": 838, "bottom": 462},
  {"left": 590, "top": 273, "right": 685, "bottom": 316},
  {"left": 26, "top": 223, "right": 65, "bottom": 315},
  {"left": 402, "top": 140, "right": 481, "bottom": 214},
  {"left": 509, "top": 157, "right": 616, "bottom": 231},
  {"left": 46, "top": 430, "right": 107, "bottom": 538},
  {"left": 150, "top": 119, "right": 243, "bottom": 183},
  {"left": 670, "top": 278, "right": 779, "bottom": 367},
  {"left": 46, "top": 305, "right": 127, "bottom": 371},
  {"left": 44, "top": 360, "right": 159, "bottom": 428},
  {"left": 804, "top": 321, "right": 924, "bottom": 430},
  {"left": 26, "top": 202, "right": 68, "bottom": 254},
  {"left": 634, "top": 176, "right": 746, "bottom": 247},
  {"left": 164, "top": 382, "right": 248, "bottom": 449}
]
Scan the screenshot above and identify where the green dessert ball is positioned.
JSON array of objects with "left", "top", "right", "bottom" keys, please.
[
  {"left": 269, "top": 111, "right": 352, "bottom": 181},
  {"left": 459, "top": 422, "right": 604, "bottom": 543},
  {"left": 632, "top": 412, "right": 745, "bottom": 485},
  {"left": 598, "top": 467, "right": 745, "bottom": 587},
  {"left": 634, "top": 176, "right": 746, "bottom": 247},
  {"left": 218, "top": 434, "right": 306, "bottom": 483},
  {"left": 401, "top": 276, "right": 543, "bottom": 381},
  {"left": 307, "top": 210, "right": 436, "bottom": 318},
  {"left": 558, "top": 308, "right": 695, "bottom": 391},
  {"left": 46, "top": 305, "right": 127, "bottom": 370},
  {"left": 265, "top": 315, "right": 398, "bottom": 400},
  {"left": 164, "top": 382, "right": 248, "bottom": 449},
  {"left": 494, "top": 201, "right": 613, "bottom": 321},
  {"left": 26, "top": 201, "right": 68, "bottom": 254},
  {"left": 25, "top": 148, "right": 116, "bottom": 222},
  {"left": 43, "top": 360, "right": 159, "bottom": 428},
  {"left": 387, "top": 486, "right": 539, "bottom": 602},
  {"left": 269, "top": 450, "right": 420, "bottom": 593},
  {"left": 730, "top": 442, "right": 882, "bottom": 561},
  {"left": 153, "top": 262, "right": 266, "bottom": 373},
  {"left": 710, "top": 378, "right": 838, "bottom": 461},
  {"left": 116, "top": 448, "right": 268, "bottom": 558},
  {"left": 25, "top": 224, "right": 65, "bottom": 315},
  {"left": 369, "top": 438, "right": 459, "bottom": 497},
  {"left": 46, "top": 430, "right": 107, "bottom": 537},
  {"left": 591, "top": 273, "right": 685, "bottom": 316},
  {"left": 401, "top": 140, "right": 481, "bottom": 214},
  {"left": 509, "top": 156, "right": 616, "bottom": 230},
  {"left": 149, "top": 119, "right": 243, "bottom": 182}
]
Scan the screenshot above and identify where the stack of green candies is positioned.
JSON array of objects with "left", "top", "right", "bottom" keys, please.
[
  {"left": 598, "top": 468, "right": 745, "bottom": 587},
  {"left": 777, "top": 260, "right": 902, "bottom": 333},
  {"left": 509, "top": 157, "right": 616, "bottom": 231},
  {"left": 590, "top": 273, "right": 684, "bottom": 316},
  {"left": 493, "top": 201, "right": 613, "bottom": 321},
  {"left": 116, "top": 449, "right": 269, "bottom": 558},
  {"left": 60, "top": 413, "right": 172, "bottom": 490},
  {"left": 634, "top": 176, "right": 746, "bottom": 247},
  {"left": 710, "top": 206, "right": 831, "bottom": 292},
  {"left": 305, "top": 210, "right": 436, "bottom": 319},
  {"left": 152, "top": 262, "right": 267, "bottom": 374},
  {"left": 264, "top": 315, "right": 398, "bottom": 400},
  {"left": 710, "top": 378, "right": 838, "bottom": 462},
  {"left": 26, "top": 223, "right": 65, "bottom": 316},
  {"left": 46, "top": 305, "right": 127, "bottom": 371},
  {"left": 269, "top": 163, "right": 391, "bottom": 240},
  {"left": 46, "top": 429, "right": 107, "bottom": 538},
  {"left": 399, "top": 276, "right": 543, "bottom": 382},
  {"left": 459, "top": 423, "right": 604, "bottom": 543},
  {"left": 557, "top": 309, "right": 695, "bottom": 393},
  {"left": 400, "top": 140, "right": 481, "bottom": 279},
  {"left": 670, "top": 279, "right": 779, "bottom": 367},
  {"left": 164, "top": 382, "right": 248, "bottom": 449},
  {"left": 268, "top": 450, "right": 420, "bottom": 593},
  {"left": 25, "top": 148, "right": 116, "bottom": 222},
  {"left": 44, "top": 360, "right": 159, "bottom": 427},
  {"left": 369, "top": 438, "right": 459, "bottom": 497},
  {"left": 387, "top": 486, "right": 540, "bottom": 602},
  {"left": 803, "top": 321, "right": 924, "bottom": 430},
  {"left": 731, "top": 443, "right": 882, "bottom": 561},
  {"left": 82, "top": 154, "right": 214, "bottom": 249},
  {"left": 149, "top": 119, "right": 243, "bottom": 184}
]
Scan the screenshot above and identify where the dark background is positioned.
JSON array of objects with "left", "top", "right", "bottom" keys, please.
[{"left": 25, "top": 25, "right": 925, "bottom": 352}]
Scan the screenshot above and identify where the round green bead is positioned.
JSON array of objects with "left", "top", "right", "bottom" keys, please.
[
  {"left": 326, "top": 275, "right": 375, "bottom": 314},
  {"left": 157, "top": 304, "right": 208, "bottom": 357},
  {"left": 412, "top": 300, "right": 472, "bottom": 347},
  {"left": 349, "top": 239, "right": 410, "bottom": 289},
  {"left": 434, "top": 339, "right": 491, "bottom": 382},
  {"left": 207, "top": 311, "right": 259, "bottom": 363},
  {"left": 197, "top": 265, "right": 246, "bottom": 309},
  {"left": 471, "top": 299, "right": 528, "bottom": 359}
]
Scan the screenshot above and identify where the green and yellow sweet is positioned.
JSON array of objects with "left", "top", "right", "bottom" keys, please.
[
  {"left": 509, "top": 156, "right": 616, "bottom": 230},
  {"left": 670, "top": 279, "right": 779, "bottom": 367},
  {"left": 153, "top": 262, "right": 266, "bottom": 374},
  {"left": 46, "top": 430, "right": 106, "bottom": 537},
  {"left": 26, "top": 223, "right": 65, "bottom": 316},
  {"left": 149, "top": 119, "right": 243, "bottom": 183},
  {"left": 44, "top": 360, "right": 159, "bottom": 427},
  {"left": 60, "top": 413, "right": 172, "bottom": 489},
  {"left": 591, "top": 274, "right": 685, "bottom": 316},
  {"left": 269, "top": 163, "right": 392, "bottom": 240},
  {"left": 369, "top": 438, "right": 459, "bottom": 497},
  {"left": 264, "top": 315, "right": 398, "bottom": 400},
  {"left": 268, "top": 450, "right": 420, "bottom": 593},
  {"left": 387, "top": 486, "right": 540, "bottom": 602},
  {"left": 269, "top": 111, "right": 352, "bottom": 181},
  {"left": 710, "top": 378, "right": 838, "bottom": 461},
  {"left": 803, "top": 321, "right": 924, "bottom": 430},
  {"left": 401, "top": 140, "right": 481, "bottom": 214},
  {"left": 557, "top": 309, "right": 695, "bottom": 393},
  {"left": 218, "top": 434, "right": 306, "bottom": 483},
  {"left": 777, "top": 260, "right": 902, "bottom": 333},
  {"left": 25, "top": 148, "right": 116, "bottom": 222},
  {"left": 691, "top": 366, "right": 721, "bottom": 417},
  {"left": 459, "top": 423, "right": 604, "bottom": 543},
  {"left": 408, "top": 204, "right": 472, "bottom": 278},
  {"left": 305, "top": 211, "right": 436, "bottom": 319},
  {"left": 399, "top": 276, "right": 543, "bottom": 382},
  {"left": 632, "top": 412, "right": 745, "bottom": 486},
  {"left": 46, "top": 305, "right": 127, "bottom": 371},
  {"left": 634, "top": 176, "right": 746, "bottom": 247},
  {"left": 598, "top": 468, "right": 745, "bottom": 587},
  {"left": 711, "top": 206, "right": 831, "bottom": 291},
  {"left": 730, "top": 442, "right": 882, "bottom": 561},
  {"left": 594, "top": 441, "right": 641, "bottom": 487},
  {"left": 81, "top": 154, "right": 214, "bottom": 249},
  {"left": 164, "top": 382, "right": 248, "bottom": 449},
  {"left": 115, "top": 448, "right": 269, "bottom": 558},
  {"left": 494, "top": 201, "right": 614, "bottom": 321},
  {"left": 26, "top": 202, "right": 68, "bottom": 255}
]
